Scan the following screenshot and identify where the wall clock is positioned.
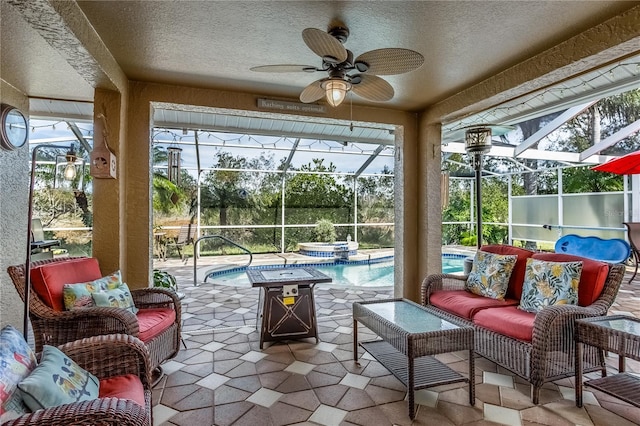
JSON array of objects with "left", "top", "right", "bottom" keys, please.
[{"left": 0, "top": 104, "right": 28, "bottom": 151}]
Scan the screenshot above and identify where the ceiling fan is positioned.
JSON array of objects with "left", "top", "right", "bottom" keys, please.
[{"left": 250, "top": 25, "right": 424, "bottom": 107}]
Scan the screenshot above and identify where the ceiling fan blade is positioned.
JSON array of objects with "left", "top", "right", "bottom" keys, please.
[
  {"left": 302, "top": 28, "right": 348, "bottom": 63},
  {"left": 300, "top": 80, "right": 325, "bottom": 103},
  {"left": 250, "top": 64, "right": 317, "bottom": 73},
  {"left": 354, "top": 48, "right": 424, "bottom": 75},
  {"left": 351, "top": 74, "right": 394, "bottom": 102}
]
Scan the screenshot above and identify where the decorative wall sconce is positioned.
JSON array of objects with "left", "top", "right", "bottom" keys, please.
[{"left": 90, "top": 113, "right": 117, "bottom": 179}]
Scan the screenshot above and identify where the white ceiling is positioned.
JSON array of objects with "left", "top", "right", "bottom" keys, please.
[
  {"left": 5, "top": 1, "right": 640, "bottom": 156},
  {"left": 3, "top": 1, "right": 636, "bottom": 111}
]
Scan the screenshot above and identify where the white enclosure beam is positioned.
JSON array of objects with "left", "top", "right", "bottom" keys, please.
[
  {"left": 579, "top": 118, "right": 640, "bottom": 161},
  {"left": 514, "top": 100, "right": 598, "bottom": 157}
]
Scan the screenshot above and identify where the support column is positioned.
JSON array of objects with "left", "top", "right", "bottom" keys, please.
[
  {"left": 408, "top": 118, "right": 442, "bottom": 302},
  {"left": 92, "top": 89, "right": 124, "bottom": 277}
]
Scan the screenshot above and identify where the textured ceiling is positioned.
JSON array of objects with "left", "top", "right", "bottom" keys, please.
[{"left": 3, "top": 0, "right": 634, "bottom": 111}]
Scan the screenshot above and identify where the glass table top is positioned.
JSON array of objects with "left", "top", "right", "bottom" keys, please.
[
  {"left": 363, "top": 300, "right": 459, "bottom": 334},
  {"left": 588, "top": 317, "right": 640, "bottom": 335}
]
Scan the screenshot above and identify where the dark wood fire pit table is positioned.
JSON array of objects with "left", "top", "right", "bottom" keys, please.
[
  {"left": 353, "top": 298, "right": 475, "bottom": 420},
  {"left": 247, "top": 267, "right": 331, "bottom": 349}
]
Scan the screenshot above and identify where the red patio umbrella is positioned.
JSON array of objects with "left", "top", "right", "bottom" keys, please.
[{"left": 592, "top": 150, "right": 640, "bottom": 174}]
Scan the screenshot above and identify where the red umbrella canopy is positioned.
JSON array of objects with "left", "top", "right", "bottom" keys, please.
[{"left": 592, "top": 150, "right": 640, "bottom": 175}]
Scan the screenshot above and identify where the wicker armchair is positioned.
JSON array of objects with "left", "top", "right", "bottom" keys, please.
[
  {"left": 7, "top": 257, "right": 181, "bottom": 373},
  {"left": 5, "top": 334, "right": 152, "bottom": 426},
  {"left": 421, "top": 262, "right": 625, "bottom": 404}
]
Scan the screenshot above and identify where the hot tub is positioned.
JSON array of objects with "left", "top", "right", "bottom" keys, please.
[{"left": 298, "top": 241, "right": 359, "bottom": 257}]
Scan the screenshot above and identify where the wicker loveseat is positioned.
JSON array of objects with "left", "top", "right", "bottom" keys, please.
[
  {"left": 4, "top": 333, "right": 152, "bottom": 426},
  {"left": 421, "top": 244, "right": 625, "bottom": 404},
  {"left": 7, "top": 257, "right": 181, "bottom": 373}
]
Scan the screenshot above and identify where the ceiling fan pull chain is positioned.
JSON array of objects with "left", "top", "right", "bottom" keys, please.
[{"left": 350, "top": 93, "right": 354, "bottom": 132}]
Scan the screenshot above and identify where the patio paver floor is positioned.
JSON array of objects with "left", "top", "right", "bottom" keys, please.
[{"left": 152, "top": 253, "right": 640, "bottom": 426}]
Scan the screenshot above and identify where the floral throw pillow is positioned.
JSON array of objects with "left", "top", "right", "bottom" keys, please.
[
  {"left": 91, "top": 282, "right": 138, "bottom": 314},
  {"left": 519, "top": 258, "right": 583, "bottom": 313},
  {"left": 63, "top": 271, "right": 123, "bottom": 311},
  {"left": 18, "top": 345, "right": 99, "bottom": 411},
  {"left": 0, "top": 325, "right": 37, "bottom": 422},
  {"left": 465, "top": 251, "right": 517, "bottom": 300}
]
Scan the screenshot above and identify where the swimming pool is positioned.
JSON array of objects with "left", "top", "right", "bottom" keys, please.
[{"left": 206, "top": 254, "right": 467, "bottom": 288}]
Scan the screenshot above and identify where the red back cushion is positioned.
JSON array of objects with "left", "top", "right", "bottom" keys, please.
[
  {"left": 480, "top": 245, "right": 535, "bottom": 300},
  {"left": 137, "top": 308, "right": 176, "bottom": 342},
  {"left": 30, "top": 258, "right": 102, "bottom": 311},
  {"left": 99, "top": 374, "right": 146, "bottom": 407},
  {"left": 531, "top": 252, "right": 609, "bottom": 306}
]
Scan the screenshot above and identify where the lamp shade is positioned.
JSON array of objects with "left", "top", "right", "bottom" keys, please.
[
  {"left": 322, "top": 79, "right": 351, "bottom": 107},
  {"left": 464, "top": 127, "right": 492, "bottom": 154}
]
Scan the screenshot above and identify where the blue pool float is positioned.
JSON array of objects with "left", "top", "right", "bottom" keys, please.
[{"left": 554, "top": 234, "right": 631, "bottom": 264}]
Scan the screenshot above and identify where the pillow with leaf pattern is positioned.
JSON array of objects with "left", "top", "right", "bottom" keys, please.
[
  {"left": 465, "top": 251, "right": 517, "bottom": 300},
  {"left": 519, "top": 258, "right": 582, "bottom": 313}
]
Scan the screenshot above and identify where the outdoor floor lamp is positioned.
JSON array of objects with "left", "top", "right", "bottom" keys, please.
[
  {"left": 23, "top": 144, "right": 79, "bottom": 339},
  {"left": 463, "top": 125, "right": 514, "bottom": 250},
  {"left": 465, "top": 127, "right": 493, "bottom": 250}
]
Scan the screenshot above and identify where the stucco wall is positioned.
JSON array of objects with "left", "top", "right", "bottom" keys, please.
[{"left": 0, "top": 82, "right": 29, "bottom": 330}]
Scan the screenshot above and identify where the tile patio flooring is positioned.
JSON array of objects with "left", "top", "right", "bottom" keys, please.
[{"left": 152, "top": 253, "right": 640, "bottom": 426}]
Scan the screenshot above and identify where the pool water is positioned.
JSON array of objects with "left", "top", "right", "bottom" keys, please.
[
  {"left": 442, "top": 256, "right": 466, "bottom": 274},
  {"left": 210, "top": 261, "right": 394, "bottom": 288},
  {"left": 208, "top": 255, "right": 466, "bottom": 288}
]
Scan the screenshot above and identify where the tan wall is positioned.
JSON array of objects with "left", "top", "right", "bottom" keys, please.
[
  {"left": 0, "top": 82, "right": 30, "bottom": 330},
  {"left": 91, "top": 89, "right": 125, "bottom": 277},
  {"left": 123, "top": 81, "right": 426, "bottom": 300}
]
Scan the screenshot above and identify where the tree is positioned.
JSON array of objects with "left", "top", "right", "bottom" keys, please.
[
  {"left": 557, "top": 90, "right": 640, "bottom": 193},
  {"left": 356, "top": 165, "right": 394, "bottom": 247},
  {"left": 281, "top": 158, "right": 352, "bottom": 250}
]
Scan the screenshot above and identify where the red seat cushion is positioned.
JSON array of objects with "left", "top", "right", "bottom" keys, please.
[
  {"left": 531, "top": 252, "right": 609, "bottom": 306},
  {"left": 137, "top": 308, "right": 176, "bottom": 342},
  {"left": 430, "top": 290, "right": 519, "bottom": 320},
  {"left": 98, "top": 374, "right": 145, "bottom": 407},
  {"left": 480, "top": 245, "right": 535, "bottom": 301},
  {"left": 30, "top": 258, "right": 102, "bottom": 311},
  {"left": 473, "top": 306, "right": 536, "bottom": 342}
]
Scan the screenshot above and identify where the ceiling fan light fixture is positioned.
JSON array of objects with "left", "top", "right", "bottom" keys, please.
[{"left": 322, "top": 79, "right": 351, "bottom": 107}]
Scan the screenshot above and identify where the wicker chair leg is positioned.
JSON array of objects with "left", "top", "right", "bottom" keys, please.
[
  {"left": 151, "top": 366, "right": 165, "bottom": 386},
  {"left": 628, "top": 251, "right": 639, "bottom": 284},
  {"left": 531, "top": 386, "right": 540, "bottom": 405}
]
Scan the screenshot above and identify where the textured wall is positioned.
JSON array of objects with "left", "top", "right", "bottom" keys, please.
[{"left": 0, "top": 82, "right": 29, "bottom": 330}]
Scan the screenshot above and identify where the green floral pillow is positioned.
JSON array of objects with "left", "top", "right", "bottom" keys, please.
[
  {"left": 519, "top": 258, "right": 583, "bottom": 313},
  {"left": 91, "top": 282, "right": 138, "bottom": 314},
  {"left": 465, "top": 251, "right": 517, "bottom": 300},
  {"left": 63, "top": 270, "right": 123, "bottom": 310},
  {"left": 18, "top": 345, "right": 99, "bottom": 411}
]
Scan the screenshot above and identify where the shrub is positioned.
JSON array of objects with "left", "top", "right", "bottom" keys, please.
[
  {"left": 460, "top": 231, "right": 477, "bottom": 246},
  {"left": 153, "top": 269, "right": 178, "bottom": 292},
  {"left": 314, "top": 219, "right": 336, "bottom": 243}
]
